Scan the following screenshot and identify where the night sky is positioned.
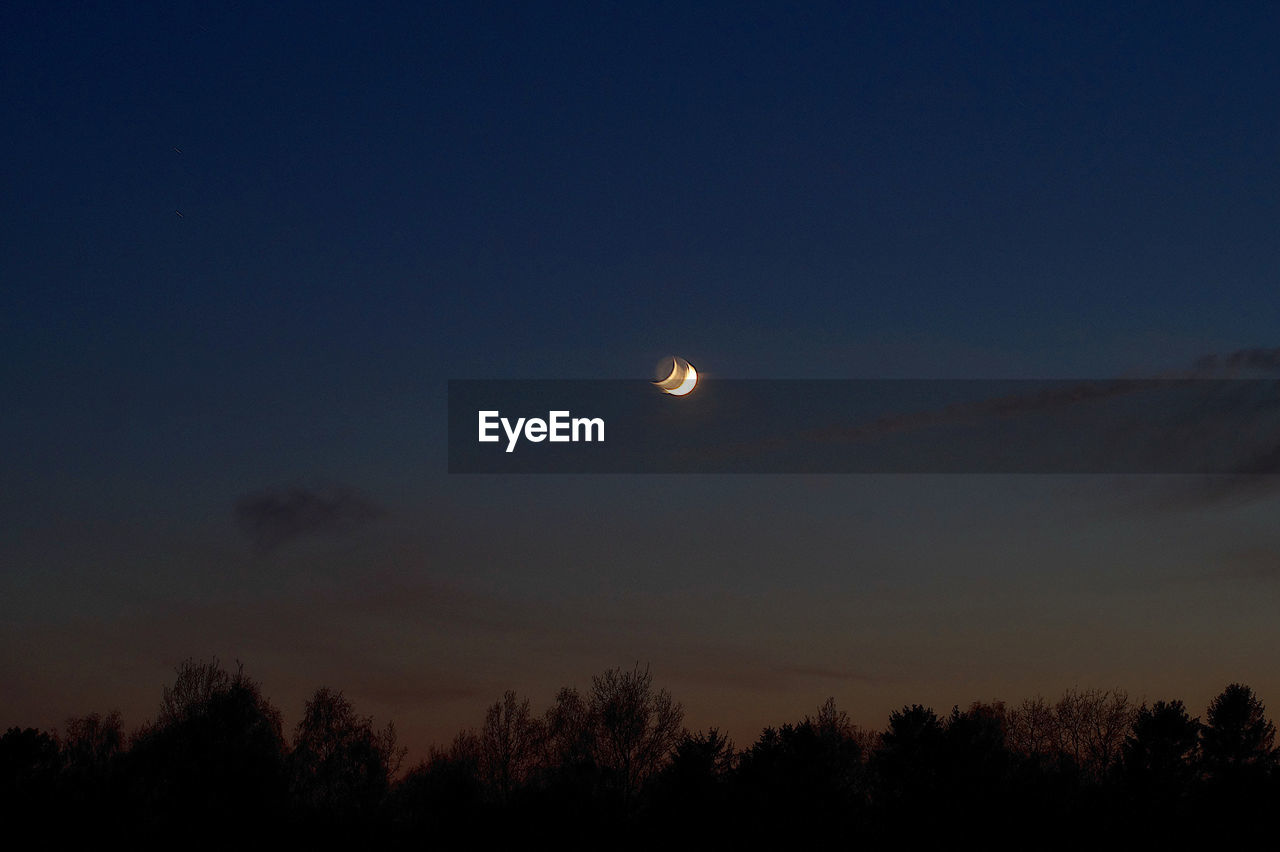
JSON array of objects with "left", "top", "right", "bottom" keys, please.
[{"left": 4, "top": 1, "right": 1279, "bottom": 760}]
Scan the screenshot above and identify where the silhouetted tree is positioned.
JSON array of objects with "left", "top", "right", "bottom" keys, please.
[
  {"left": 538, "top": 686, "right": 598, "bottom": 804},
  {"left": 543, "top": 686, "right": 589, "bottom": 753},
  {"left": 881, "top": 702, "right": 1014, "bottom": 842},
  {"left": 62, "top": 711, "right": 124, "bottom": 774},
  {"left": 1053, "top": 688, "right": 1134, "bottom": 781},
  {"left": 0, "top": 727, "right": 60, "bottom": 823},
  {"left": 126, "top": 658, "right": 287, "bottom": 834},
  {"left": 389, "top": 731, "right": 485, "bottom": 842},
  {"left": 587, "top": 664, "right": 683, "bottom": 810},
  {"left": 479, "top": 690, "right": 544, "bottom": 805},
  {"left": 662, "top": 728, "right": 735, "bottom": 790},
  {"left": 1200, "top": 683, "right": 1276, "bottom": 783},
  {"left": 736, "top": 698, "right": 866, "bottom": 838},
  {"left": 1122, "top": 700, "right": 1200, "bottom": 802},
  {"left": 1006, "top": 695, "right": 1056, "bottom": 759},
  {"left": 157, "top": 657, "right": 231, "bottom": 726},
  {"left": 877, "top": 704, "right": 945, "bottom": 792},
  {"left": 60, "top": 711, "right": 126, "bottom": 824},
  {"left": 650, "top": 728, "right": 735, "bottom": 834},
  {"left": 1003, "top": 694, "right": 1092, "bottom": 827},
  {"left": 945, "top": 701, "right": 1013, "bottom": 797},
  {"left": 289, "top": 686, "right": 403, "bottom": 829},
  {"left": 1190, "top": 683, "right": 1278, "bottom": 831}
]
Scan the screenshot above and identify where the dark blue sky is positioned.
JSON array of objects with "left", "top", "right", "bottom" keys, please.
[{"left": 3, "top": 2, "right": 1279, "bottom": 756}]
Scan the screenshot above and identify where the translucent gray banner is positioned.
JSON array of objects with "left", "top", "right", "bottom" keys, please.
[{"left": 447, "top": 379, "right": 1280, "bottom": 474}]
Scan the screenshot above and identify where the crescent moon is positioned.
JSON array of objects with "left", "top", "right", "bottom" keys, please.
[{"left": 654, "top": 356, "right": 698, "bottom": 396}]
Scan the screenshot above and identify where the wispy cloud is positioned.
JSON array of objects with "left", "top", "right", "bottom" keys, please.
[
  {"left": 810, "top": 346, "right": 1280, "bottom": 445},
  {"left": 805, "top": 348, "right": 1280, "bottom": 498},
  {"left": 1193, "top": 346, "right": 1280, "bottom": 373},
  {"left": 234, "top": 484, "right": 386, "bottom": 550},
  {"left": 666, "top": 651, "right": 893, "bottom": 694}
]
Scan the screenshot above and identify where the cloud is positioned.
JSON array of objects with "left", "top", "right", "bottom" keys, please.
[
  {"left": 799, "top": 348, "right": 1280, "bottom": 493},
  {"left": 774, "top": 663, "right": 891, "bottom": 686},
  {"left": 1155, "top": 470, "right": 1280, "bottom": 511},
  {"left": 234, "top": 484, "right": 386, "bottom": 550},
  {"left": 665, "top": 650, "right": 893, "bottom": 694},
  {"left": 1192, "top": 346, "right": 1280, "bottom": 373},
  {"left": 805, "top": 379, "right": 1151, "bottom": 445},
  {"left": 810, "top": 345, "right": 1280, "bottom": 445}
]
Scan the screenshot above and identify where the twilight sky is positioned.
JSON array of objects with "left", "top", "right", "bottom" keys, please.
[{"left": 3, "top": 1, "right": 1279, "bottom": 760}]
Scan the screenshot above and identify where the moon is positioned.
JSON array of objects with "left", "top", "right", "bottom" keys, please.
[{"left": 653, "top": 356, "right": 698, "bottom": 396}]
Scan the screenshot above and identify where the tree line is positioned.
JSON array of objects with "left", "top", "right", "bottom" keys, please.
[{"left": 2, "top": 659, "right": 1277, "bottom": 844}]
